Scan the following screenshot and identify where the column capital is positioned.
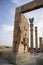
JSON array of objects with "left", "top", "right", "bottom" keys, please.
[
  {"left": 35, "top": 27, "right": 37, "bottom": 30},
  {"left": 29, "top": 17, "right": 34, "bottom": 24}
]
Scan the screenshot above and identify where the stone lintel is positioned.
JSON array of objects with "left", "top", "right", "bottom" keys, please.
[{"left": 16, "top": 0, "right": 43, "bottom": 14}]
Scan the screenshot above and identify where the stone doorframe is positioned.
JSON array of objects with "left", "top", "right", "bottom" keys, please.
[{"left": 13, "top": 0, "right": 43, "bottom": 53}]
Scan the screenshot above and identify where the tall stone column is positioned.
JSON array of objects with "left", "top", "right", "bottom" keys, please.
[
  {"left": 35, "top": 27, "right": 38, "bottom": 51},
  {"left": 29, "top": 18, "right": 34, "bottom": 53}
]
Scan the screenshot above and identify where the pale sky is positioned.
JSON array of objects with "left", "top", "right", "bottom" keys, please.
[{"left": 0, "top": 0, "right": 43, "bottom": 47}]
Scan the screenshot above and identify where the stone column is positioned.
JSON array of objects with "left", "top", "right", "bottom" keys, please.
[
  {"left": 29, "top": 18, "right": 34, "bottom": 53},
  {"left": 35, "top": 27, "right": 38, "bottom": 51},
  {"left": 39, "top": 37, "right": 42, "bottom": 52}
]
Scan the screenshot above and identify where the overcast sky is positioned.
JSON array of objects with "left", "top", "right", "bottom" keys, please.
[{"left": 0, "top": 0, "right": 43, "bottom": 47}]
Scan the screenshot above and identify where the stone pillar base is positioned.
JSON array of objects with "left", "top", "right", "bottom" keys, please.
[{"left": 8, "top": 52, "right": 30, "bottom": 65}]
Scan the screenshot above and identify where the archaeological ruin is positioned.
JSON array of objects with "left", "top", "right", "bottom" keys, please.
[
  {"left": 13, "top": 14, "right": 29, "bottom": 53},
  {"left": 13, "top": 0, "right": 43, "bottom": 54},
  {"left": 29, "top": 18, "right": 34, "bottom": 53},
  {"left": 0, "top": 0, "right": 43, "bottom": 64}
]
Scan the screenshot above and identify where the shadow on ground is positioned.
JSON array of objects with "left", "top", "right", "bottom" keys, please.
[{"left": 36, "top": 54, "right": 43, "bottom": 65}]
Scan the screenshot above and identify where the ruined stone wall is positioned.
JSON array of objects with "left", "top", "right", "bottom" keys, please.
[
  {"left": 13, "top": 13, "right": 29, "bottom": 54},
  {"left": 18, "top": 14, "right": 29, "bottom": 53},
  {"left": 13, "top": 0, "right": 43, "bottom": 54},
  {"left": 13, "top": 14, "right": 21, "bottom": 53},
  {"left": 39, "top": 37, "right": 43, "bottom": 51}
]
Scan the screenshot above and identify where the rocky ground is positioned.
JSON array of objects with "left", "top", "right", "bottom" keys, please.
[
  {"left": 20, "top": 53, "right": 42, "bottom": 65},
  {"left": 0, "top": 53, "right": 43, "bottom": 65}
]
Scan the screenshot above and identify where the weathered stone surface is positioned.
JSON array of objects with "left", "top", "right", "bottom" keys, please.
[
  {"left": 16, "top": 0, "right": 43, "bottom": 14},
  {"left": 13, "top": 13, "right": 21, "bottom": 53},
  {"left": 29, "top": 18, "right": 34, "bottom": 53},
  {"left": 39, "top": 37, "right": 43, "bottom": 52},
  {"left": 39, "top": 37, "right": 42, "bottom": 48},
  {"left": 35, "top": 27, "right": 38, "bottom": 49},
  {"left": 13, "top": 13, "right": 29, "bottom": 54}
]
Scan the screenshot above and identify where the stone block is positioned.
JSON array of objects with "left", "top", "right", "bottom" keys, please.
[{"left": 13, "top": 13, "right": 29, "bottom": 53}]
